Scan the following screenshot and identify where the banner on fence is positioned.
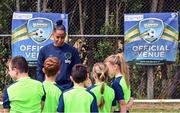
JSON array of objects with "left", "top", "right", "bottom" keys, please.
[
  {"left": 124, "top": 12, "right": 178, "bottom": 65},
  {"left": 12, "top": 12, "right": 68, "bottom": 66}
]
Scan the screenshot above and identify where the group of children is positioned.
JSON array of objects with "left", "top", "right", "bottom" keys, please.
[{"left": 3, "top": 53, "right": 133, "bottom": 113}]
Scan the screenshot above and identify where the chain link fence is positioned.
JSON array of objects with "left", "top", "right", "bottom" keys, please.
[{"left": 0, "top": 0, "right": 180, "bottom": 99}]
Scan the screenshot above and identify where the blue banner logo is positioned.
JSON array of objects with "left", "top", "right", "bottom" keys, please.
[
  {"left": 124, "top": 13, "right": 178, "bottom": 65},
  {"left": 139, "top": 18, "right": 164, "bottom": 43},
  {"left": 27, "top": 18, "right": 53, "bottom": 44}
]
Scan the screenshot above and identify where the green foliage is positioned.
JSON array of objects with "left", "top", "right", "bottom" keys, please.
[
  {"left": 93, "top": 15, "right": 118, "bottom": 62},
  {"left": 0, "top": 42, "right": 11, "bottom": 90},
  {"left": 0, "top": 45, "right": 8, "bottom": 56},
  {"left": 126, "top": 0, "right": 144, "bottom": 13},
  {"left": 91, "top": 12, "right": 117, "bottom": 63},
  {"left": 129, "top": 65, "right": 147, "bottom": 99},
  {"left": 93, "top": 40, "right": 115, "bottom": 62},
  {"left": 135, "top": 89, "right": 146, "bottom": 99},
  {"left": 100, "top": 15, "right": 119, "bottom": 35},
  {"left": 176, "top": 41, "right": 180, "bottom": 65}
]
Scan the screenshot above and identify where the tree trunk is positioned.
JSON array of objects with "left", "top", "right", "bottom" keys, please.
[
  {"left": 105, "top": 0, "right": 109, "bottom": 26},
  {"left": 83, "top": 0, "right": 87, "bottom": 32},
  {"left": 42, "top": 0, "right": 48, "bottom": 12},
  {"left": 118, "top": 1, "right": 127, "bottom": 34},
  {"left": 69, "top": 1, "right": 78, "bottom": 30},
  {"left": 62, "top": 0, "right": 66, "bottom": 13},
  {"left": 157, "top": 0, "right": 164, "bottom": 12},
  {"left": 115, "top": 0, "right": 119, "bottom": 34},
  {"left": 51, "top": 0, "right": 61, "bottom": 12},
  {"left": 91, "top": 0, "right": 96, "bottom": 34},
  {"left": 78, "top": 0, "right": 84, "bottom": 35},
  {"left": 151, "top": 0, "right": 158, "bottom": 12},
  {"left": 37, "top": 0, "right": 41, "bottom": 12},
  {"left": 105, "top": 0, "right": 110, "bottom": 33},
  {"left": 16, "top": 0, "right": 20, "bottom": 11}
]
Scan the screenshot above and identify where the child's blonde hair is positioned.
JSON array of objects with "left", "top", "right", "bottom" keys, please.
[
  {"left": 92, "top": 62, "right": 108, "bottom": 109},
  {"left": 104, "top": 53, "right": 130, "bottom": 88}
]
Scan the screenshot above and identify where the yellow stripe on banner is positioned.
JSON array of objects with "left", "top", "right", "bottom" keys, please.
[
  {"left": 27, "top": 31, "right": 37, "bottom": 38},
  {"left": 164, "top": 28, "right": 178, "bottom": 38},
  {"left": 124, "top": 24, "right": 138, "bottom": 35},
  {"left": 12, "top": 27, "right": 28, "bottom": 39},
  {"left": 125, "top": 29, "right": 139, "bottom": 39},
  {"left": 125, "top": 36, "right": 141, "bottom": 44},
  {"left": 12, "top": 35, "right": 29, "bottom": 44},
  {"left": 12, "top": 23, "right": 27, "bottom": 34},
  {"left": 161, "top": 35, "right": 178, "bottom": 42},
  {"left": 12, "top": 28, "right": 38, "bottom": 43},
  {"left": 125, "top": 37, "right": 141, "bottom": 44}
]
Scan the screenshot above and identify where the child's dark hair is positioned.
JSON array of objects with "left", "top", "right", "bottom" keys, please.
[
  {"left": 44, "top": 57, "right": 60, "bottom": 77},
  {"left": 71, "top": 64, "right": 87, "bottom": 83},
  {"left": 54, "top": 20, "right": 66, "bottom": 33},
  {"left": 10, "top": 56, "right": 29, "bottom": 73},
  {"left": 92, "top": 62, "right": 108, "bottom": 109}
]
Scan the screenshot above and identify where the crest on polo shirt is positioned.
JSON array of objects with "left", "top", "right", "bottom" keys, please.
[{"left": 64, "top": 52, "right": 72, "bottom": 64}]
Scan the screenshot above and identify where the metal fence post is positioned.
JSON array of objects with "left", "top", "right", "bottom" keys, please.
[{"left": 147, "top": 66, "right": 154, "bottom": 99}]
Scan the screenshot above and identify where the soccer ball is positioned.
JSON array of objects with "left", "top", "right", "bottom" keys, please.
[
  {"left": 36, "top": 28, "right": 44, "bottom": 38},
  {"left": 148, "top": 29, "right": 156, "bottom": 38}
]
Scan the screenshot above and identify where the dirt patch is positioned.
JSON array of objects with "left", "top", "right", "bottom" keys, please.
[{"left": 130, "top": 103, "right": 180, "bottom": 112}]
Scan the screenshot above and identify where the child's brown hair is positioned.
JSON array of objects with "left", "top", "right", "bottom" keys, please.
[
  {"left": 71, "top": 64, "right": 87, "bottom": 83},
  {"left": 10, "top": 56, "right": 29, "bottom": 73},
  {"left": 44, "top": 56, "right": 60, "bottom": 77}
]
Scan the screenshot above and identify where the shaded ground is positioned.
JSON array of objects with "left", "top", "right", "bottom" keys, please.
[{"left": 129, "top": 103, "right": 180, "bottom": 112}]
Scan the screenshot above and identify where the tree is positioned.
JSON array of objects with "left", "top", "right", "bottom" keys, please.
[
  {"left": 91, "top": 0, "right": 96, "bottom": 34},
  {"left": 151, "top": 0, "right": 158, "bottom": 12},
  {"left": 105, "top": 0, "right": 110, "bottom": 33},
  {"left": 42, "top": 0, "right": 48, "bottom": 12},
  {"left": 78, "top": 0, "right": 84, "bottom": 35},
  {"left": 115, "top": 0, "right": 127, "bottom": 34},
  {"left": 157, "top": 0, "right": 164, "bottom": 12},
  {"left": 62, "top": 0, "right": 66, "bottom": 13},
  {"left": 16, "top": 0, "right": 20, "bottom": 11},
  {"left": 0, "top": 39, "right": 11, "bottom": 90},
  {"left": 115, "top": 0, "right": 120, "bottom": 34}
]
